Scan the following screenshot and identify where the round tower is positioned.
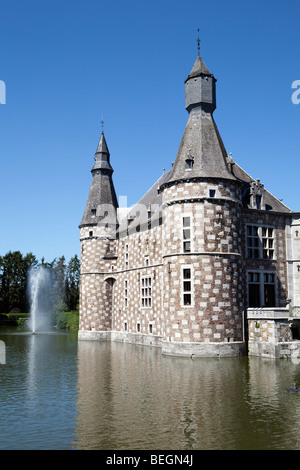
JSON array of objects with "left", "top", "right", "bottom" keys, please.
[
  {"left": 78, "top": 130, "right": 118, "bottom": 339},
  {"left": 160, "top": 52, "right": 246, "bottom": 357}
]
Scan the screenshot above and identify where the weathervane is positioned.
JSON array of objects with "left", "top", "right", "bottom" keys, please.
[{"left": 197, "top": 28, "right": 200, "bottom": 57}]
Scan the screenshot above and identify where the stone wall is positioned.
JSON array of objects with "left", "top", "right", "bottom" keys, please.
[
  {"left": 161, "top": 179, "right": 245, "bottom": 349},
  {"left": 247, "top": 308, "right": 300, "bottom": 358},
  {"left": 241, "top": 212, "right": 288, "bottom": 308}
]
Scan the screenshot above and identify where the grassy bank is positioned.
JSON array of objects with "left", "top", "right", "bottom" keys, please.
[{"left": 0, "top": 310, "right": 79, "bottom": 331}]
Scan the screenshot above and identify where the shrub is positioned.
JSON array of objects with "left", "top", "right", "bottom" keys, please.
[{"left": 56, "top": 310, "right": 79, "bottom": 331}]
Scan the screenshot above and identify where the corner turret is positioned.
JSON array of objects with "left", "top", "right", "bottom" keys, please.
[{"left": 80, "top": 130, "right": 118, "bottom": 228}]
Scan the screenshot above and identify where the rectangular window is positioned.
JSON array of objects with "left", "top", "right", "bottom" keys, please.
[
  {"left": 248, "top": 271, "right": 276, "bottom": 307},
  {"left": 137, "top": 322, "right": 140, "bottom": 333},
  {"left": 263, "top": 272, "right": 276, "bottom": 306},
  {"left": 182, "top": 216, "right": 192, "bottom": 253},
  {"left": 248, "top": 272, "right": 261, "bottom": 307},
  {"left": 124, "top": 280, "right": 128, "bottom": 307},
  {"left": 147, "top": 209, "right": 152, "bottom": 229},
  {"left": 246, "top": 225, "right": 275, "bottom": 259},
  {"left": 125, "top": 244, "right": 129, "bottom": 269},
  {"left": 262, "top": 227, "right": 274, "bottom": 259},
  {"left": 141, "top": 276, "right": 152, "bottom": 308},
  {"left": 182, "top": 267, "right": 192, "bottom": 306},
  {"left": 246, "top": 226, "right": 260, "bottom": 259}
]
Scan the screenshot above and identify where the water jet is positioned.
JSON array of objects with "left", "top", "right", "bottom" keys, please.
[{"left": 28, "top": 266, "right": 52, "bottom": 334}]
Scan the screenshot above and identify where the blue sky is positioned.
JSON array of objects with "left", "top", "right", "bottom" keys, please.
[{"left": 0, "top": 0, "right": 299, "bottom": 263}]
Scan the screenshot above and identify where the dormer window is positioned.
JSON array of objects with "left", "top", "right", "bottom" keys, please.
[
  {"left": 185, "top": 149, "right": 194, "bottom": 170},
  {"left": 186, "top": 158, "right": 194, "bottom": 170},
  {"left": 91, "top": 209, "right": 96, "bottom": 217}
]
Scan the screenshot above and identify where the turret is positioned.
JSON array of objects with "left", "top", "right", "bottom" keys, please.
[
  {"left": 160, "top": 49, "right": 245, "bottom": 357},
  {"left": 80, "top": 130, "right": 118, "bottom": 229},
  {"left": 79, "top": 128, "right": 118, "bottom": 336},
  {"left": 185, "top": 54, "right": 216, "bottom": 113},
  {"left": 164, "top": 53, "right": 235, "bottom": 186}
]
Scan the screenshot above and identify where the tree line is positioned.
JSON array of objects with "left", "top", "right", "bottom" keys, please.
[{"left": 0, "top": 251, "right": 80, "bottom": 314}]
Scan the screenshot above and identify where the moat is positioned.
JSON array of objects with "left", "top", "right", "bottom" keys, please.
[{"left": 1, "top": 326, "right": 300, "bottom": 450}]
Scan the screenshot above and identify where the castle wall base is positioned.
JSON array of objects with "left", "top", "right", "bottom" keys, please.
[
  {"left": 247, "top": 307, "right": 300, "bottom": 359},
  {"left": 248, "top": 340, "right": 300, "bottom": 360},
  {"left": 161, "top": 340, "right": 246, "bottom": 358},
  {"left": 78, "top": 329, "right": 246, "bottom": 357},
  {"left": 78, "top": 330, "right": 112, "bottom": 341}
]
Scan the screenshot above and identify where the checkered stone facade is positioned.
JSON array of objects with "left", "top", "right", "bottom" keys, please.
[{"left": 78, "top": 52, "right": 299, "bottom": 358}]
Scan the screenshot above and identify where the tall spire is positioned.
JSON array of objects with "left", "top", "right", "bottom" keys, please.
[
  {"left": 165, "top": 49, "right": 236, "bottom": 184},
  {"left": 93, "top": 130, "right": 113, "bottom": 173},
  {"left": 80, "top": 127, "right": 118, "bottom": 228}
]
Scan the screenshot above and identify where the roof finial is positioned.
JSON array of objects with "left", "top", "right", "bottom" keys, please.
[
  {"left": 100, "top": 117, "right": 104, "bottom": 133},
  {"left": 197, "top": 28, "right": 200, "bottom": 57}
]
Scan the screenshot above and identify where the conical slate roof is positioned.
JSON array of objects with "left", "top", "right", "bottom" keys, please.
[
  {"left": 79, "top": 131, "right": 118, "bottom": 227},
  {"left": 92, "top": 132, "right": 114, "bottom": 172},
  {"left": 165, "top": 54, "right": 236, "bottom": 184},
  {"left": 166, "top": 109, "right": 236, "bottom": 183},
  {"left": 184, "top": 55, "right": 214, "bottom": 81}
]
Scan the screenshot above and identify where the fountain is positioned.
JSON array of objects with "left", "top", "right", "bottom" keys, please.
[{"left": 28, "top": 266, "right": 52, "bottom": 334}]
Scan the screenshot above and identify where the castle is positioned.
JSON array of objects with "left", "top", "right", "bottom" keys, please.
[{"left": 78, "top": 50, "right": 300, "bottom": 359}]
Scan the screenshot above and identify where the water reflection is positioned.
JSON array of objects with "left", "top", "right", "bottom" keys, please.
[
  {"left": 74, "top": 341, "right": 300, "bottom": 450},
  {"left": 1, "top": 328, "right": 300, "bottom": 450},
  {"left": 0, "top": 330, "right": 78, "bottom": 450}
]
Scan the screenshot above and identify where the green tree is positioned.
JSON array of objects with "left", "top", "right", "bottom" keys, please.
[
  {"left": 65, "top": 254, "right": 80, "bottom": 311},
  {"left": 50, "top": 256, "right": 67, "bottom": 311},
  {"left": 0, "top": 251, "right": 38, "bottom": 312}
]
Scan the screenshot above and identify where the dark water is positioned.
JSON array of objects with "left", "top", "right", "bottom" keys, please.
[{"left": 1, "top": 327, "right": 300, "bottom": 450}]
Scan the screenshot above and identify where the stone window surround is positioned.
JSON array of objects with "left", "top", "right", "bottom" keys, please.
[
  {"left": 247, "top": 268, "right": 277, "bottom": 308},
  {"left": 141, "top": 275, "right": 152, "bottom": 308},
  {"left": 246, "top": 224, "right": 275, "bottom": 260},
  {"left": 125, "top": 243, "right": 129, "bottom": 269},
  {"left": 124, "top": 279, "right": 128, "bottom": 307},
  {"left": 182, "top": 212, "right": 193, "bottom": 253},
  {"left": 181, "top": 264, "right": 194, "bottom": 308}
]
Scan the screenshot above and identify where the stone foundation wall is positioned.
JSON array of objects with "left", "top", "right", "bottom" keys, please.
[
  {"left": 247, "top": 308, "right": 300, "bottom": 358},
  {"left": 78, "top": 329, "right": 246, "bottom": 358}
]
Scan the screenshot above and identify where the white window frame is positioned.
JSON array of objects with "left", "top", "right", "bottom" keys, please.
[
  {"left": 182, "top": 214, "right": 193, "bottom": 253},
  {"left": 246, "top": 225, "right": 275, "bottom": 260},
  {"left": 141, "top": 276, "right": 152, "bottom": 308},
  {"left": 181, "top": 265, "right": 194, "bottom": 307}
]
